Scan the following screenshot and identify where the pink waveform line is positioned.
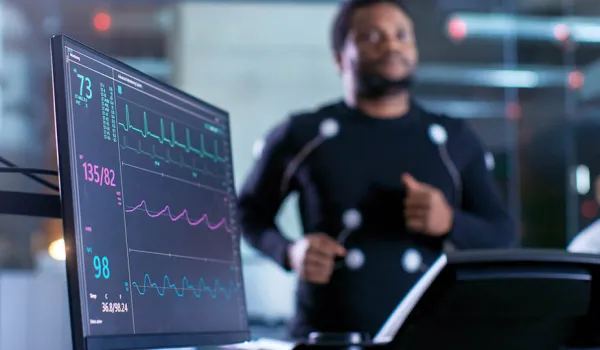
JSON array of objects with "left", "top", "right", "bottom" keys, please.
[{"left": 126, "top": 200, "right": 232, "bottom": 232}]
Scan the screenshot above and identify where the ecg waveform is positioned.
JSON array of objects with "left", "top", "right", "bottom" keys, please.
[
  {"left": 120, "top": 135, "right": 223, "bottom": 179},
  {"left": 119, "top": 104, "right": 228, "bottom": 163},
  {"left": 131, "top": 273, "right": 237, "bottom": 299},
  {"left": 125, "top": 200, "right": 232, "bottom": 232}
]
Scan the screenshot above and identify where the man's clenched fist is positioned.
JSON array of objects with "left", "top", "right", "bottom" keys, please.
[
  {"left": 402, "top": 173, "right": 453, "bottom": 236},
  {"left": 287, "top": 233, "right": 346, "bottom": 284}
]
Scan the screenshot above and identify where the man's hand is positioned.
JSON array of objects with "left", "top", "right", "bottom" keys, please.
[
  {"left": 402, "top": 173, "right": 453, "bottom": 236},
  {"left": 287, "top": 233, "right": 346, "bottom": 284}
]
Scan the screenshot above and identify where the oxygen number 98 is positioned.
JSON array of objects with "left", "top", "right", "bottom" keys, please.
[{"left": 93, "top": 255, "right": 110, "bottom": 279}]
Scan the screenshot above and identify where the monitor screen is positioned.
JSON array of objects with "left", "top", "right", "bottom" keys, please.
[{"left": 50, "top": 35, "right": 249, "bottom": 350}]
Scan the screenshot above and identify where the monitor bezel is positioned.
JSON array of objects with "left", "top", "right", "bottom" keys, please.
[{"left": 50, "top": 34, "right": 250, "bottom": 350}]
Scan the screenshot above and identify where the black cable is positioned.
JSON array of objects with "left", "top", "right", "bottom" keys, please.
[
  {"left": 0, "top": 155, "right": 59, "bottom": 192},
  {"left": 0, "top": 168, "right": 58, "bottom": 176}
]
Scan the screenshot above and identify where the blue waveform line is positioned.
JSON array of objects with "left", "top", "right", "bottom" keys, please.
[
  {"left": 119, "top": 135, "right": 224, "bottom": 180},
  {"left": 131, "top": 273, "right": 238, "bottom": 299}
]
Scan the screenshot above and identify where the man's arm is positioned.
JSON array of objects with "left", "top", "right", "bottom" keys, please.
[
  {"left": 447, "top": 125, "right": 517, "bottom": 249},
  {"left": 237, "top": 119, "right": 296, "bottom": 269}
]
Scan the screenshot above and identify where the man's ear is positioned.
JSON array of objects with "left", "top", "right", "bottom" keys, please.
[
  {"left": 595, "top": 175, "right": 600, "bottom": 203},
  {"left": 334, "top": 52, "right": 343, "bottom": 73}
]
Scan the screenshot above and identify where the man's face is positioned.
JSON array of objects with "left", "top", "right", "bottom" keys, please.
[
  {"left": 338, "top": 2, "right": 419, "bottom": 85},
  {"left": 338, "top": 3, "right": 418, "bottom": 81}
]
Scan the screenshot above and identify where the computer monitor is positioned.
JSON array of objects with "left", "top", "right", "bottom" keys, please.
[
  {"left": 374, "top": 249, "right": 600, "bottom": 350},
  {"left": 50, "top": 35, "right": 250, "bottom": 350}
]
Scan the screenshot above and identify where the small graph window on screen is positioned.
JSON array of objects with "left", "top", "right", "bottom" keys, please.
[{"left": 51, "top": 35, "right": 249, "bottom": 350}]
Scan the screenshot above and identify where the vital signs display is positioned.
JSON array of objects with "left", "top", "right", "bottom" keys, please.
[{"left": 51, "top": 35, "right": 249, "bottom": 350}]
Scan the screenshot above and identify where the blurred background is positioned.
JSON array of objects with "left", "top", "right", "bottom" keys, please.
[{"left": 1, "top": 0, "right": 600, "bottom": 348}]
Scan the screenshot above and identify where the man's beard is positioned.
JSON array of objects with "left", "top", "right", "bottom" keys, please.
[
  {"left": 354, "top": 55, "right": 416, "bottom": 99},
  {"left": 356, "top": 70, "right": 415, "bottom": 99}
]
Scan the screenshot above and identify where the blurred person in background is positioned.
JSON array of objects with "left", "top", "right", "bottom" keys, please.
[
  {"left": 568, "top": 176, "right": 600, "bottom": 253},
  {"left": 237, "top": 0, "right": 516, "bottom": 339}
]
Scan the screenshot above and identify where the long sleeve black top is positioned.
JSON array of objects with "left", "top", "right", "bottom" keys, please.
[{"left": 237, "top": 100, "right": 516, "bottom": 339}]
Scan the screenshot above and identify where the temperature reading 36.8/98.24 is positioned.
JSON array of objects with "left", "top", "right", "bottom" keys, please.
[{"left": 82, "top": 162, "right": 117, "bottom": 187}]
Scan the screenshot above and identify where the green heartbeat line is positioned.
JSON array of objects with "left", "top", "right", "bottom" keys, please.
[
  {"left": 120, "top": 136, "right": 223, "bottom": 179},
  {"left": 118, "top": 104, "right": 228, "bottom": 163}
]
